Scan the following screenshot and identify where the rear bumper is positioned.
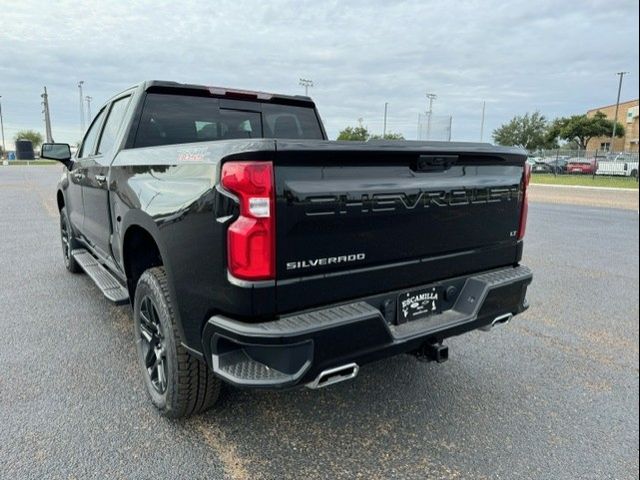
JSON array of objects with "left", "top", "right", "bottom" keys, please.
[{"left": 202, "top": 265, "right": 532, "bottom": 389}]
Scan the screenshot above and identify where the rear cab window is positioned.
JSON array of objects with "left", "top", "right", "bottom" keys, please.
[{"left": 133, "top": 92, "right": 324, "bottom": 148}]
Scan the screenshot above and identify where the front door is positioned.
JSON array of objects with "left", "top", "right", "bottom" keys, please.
[
  {"left": 65, "top": 157, "right": 85, "bottom": 234},
  {"left": 83, "top": 95, "right": 132, "bottom": 258},
  {"left": 73, "top": 106, "right": 107, "bottom": 240}
]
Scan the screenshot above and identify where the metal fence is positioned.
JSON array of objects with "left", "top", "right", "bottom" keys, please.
[
  {"left": 417, "top": 114, "right": 452, "bottom": 141},
  {"left": 528, "top": 150, "right": 639, "bottom": 184}
]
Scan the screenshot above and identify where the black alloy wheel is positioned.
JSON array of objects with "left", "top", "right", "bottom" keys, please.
[
  {"left": 60, "top": 213, "right": 71, "bottom": 262},
  {"left": 60, "top": 207, "right": 82, "bottom": 273},
  {"left": 138, "top": 295, "right": 168, "bottom": 394}
]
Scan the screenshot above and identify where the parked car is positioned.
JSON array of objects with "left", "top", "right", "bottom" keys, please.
[
  {"left": 605, "top": 152, "right": 636, "bottom": 162},
  {"left": 41, "top": 80, "right": 533, "bottom": 418},
  {"left": 531, "top": 158, "right": 566, "bottom": 174},
  {"left": 545, "top": 157, "right": 569, "bottom": 173},
  {"left": 596, "top": 160, "right": 639, "bottom": 177},
  {"left": 532, "top": 160, "right": 553, "bottom": 173},
  {"left": 566, "top": 158, "right": 598, "bottom": 174}
]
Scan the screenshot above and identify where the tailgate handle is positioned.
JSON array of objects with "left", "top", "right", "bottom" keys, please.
[{"left": 416, "top": 155, "right": 458, "bottom": 172}]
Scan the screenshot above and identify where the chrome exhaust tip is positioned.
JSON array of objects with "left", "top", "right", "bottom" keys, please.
[
  {"left": 306, "top": 363, "right": 359, "bottom": 389},
  {"left": 480, "top": 313, "right": 513, "bottom": 332}
]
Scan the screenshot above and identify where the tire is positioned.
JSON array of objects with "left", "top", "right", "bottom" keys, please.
[
  {"left": 631, "top": 169, "right": 638, "bottom": 178},
  {"left": 60, "top": 207, "right": 82, "bottom": 273},
  {"left": 133, "top": 267, "right": 221, "bottom": 418}
]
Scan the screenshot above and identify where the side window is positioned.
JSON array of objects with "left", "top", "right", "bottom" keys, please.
[
  {"left": 78, "top": 108, "right": 106, "bottom": 158},
  {"left": 97, "top": 96, "right": 131, "bottom": 155}
]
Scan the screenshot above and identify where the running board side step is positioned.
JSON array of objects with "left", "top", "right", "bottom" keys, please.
[{"left": 71, "top": 249, "right": 129, "bottom": 305}]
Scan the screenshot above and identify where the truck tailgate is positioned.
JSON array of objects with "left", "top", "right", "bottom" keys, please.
[{"left": 273, "top": 142, "right": 526, "bottom": 313}]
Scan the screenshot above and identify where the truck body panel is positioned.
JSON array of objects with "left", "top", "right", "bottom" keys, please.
[{"left": 50, "top": 80, "right": 532, "bottom": 395}]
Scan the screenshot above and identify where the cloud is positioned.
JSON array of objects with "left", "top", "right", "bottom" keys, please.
[{"left": 0, "top": 0, "right": 638, "bottom": 145}]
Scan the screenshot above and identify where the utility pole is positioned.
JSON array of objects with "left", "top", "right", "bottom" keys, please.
[
  {"left": 78, "top": 81, "right": 85, "bottom": 136},
  {"left": 299, "top": 78, "right": 314, "bottom": 96},
  {"left": 383, "top": 102, "right": 388, "bottom": 138},
  {"left": 85, "top": 96, "right": 93, "bottom": 123},
  {"left": 0, "top": 96, "right": 5, "bottom": 159},
  {"left": 480, "top": 101, "right": 486, "bottom": 142},
  {"left": 448, "top": 116, "right": 453, "bottom": 142},
  {"left": 425, "top": 92, "right": 437, "bottom": 140},
  {"left": 41, "top": 87, "right": 54, "bottom": 143},
  {"left": 610, "top": 71, "right": 628, "bottom": 152}
]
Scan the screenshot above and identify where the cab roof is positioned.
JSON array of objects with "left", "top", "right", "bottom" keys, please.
[{"left": 140, "top": 80, "right": 315, "bottom": 107}]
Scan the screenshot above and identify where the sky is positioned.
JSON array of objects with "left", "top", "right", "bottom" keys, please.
[{"left": 0, "top": 0, "right": 638, "bottom": 146}]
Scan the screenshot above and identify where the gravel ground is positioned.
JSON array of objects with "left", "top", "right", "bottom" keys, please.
[{"left": 1, "top": 166, "right": 638, "bottom": 480}]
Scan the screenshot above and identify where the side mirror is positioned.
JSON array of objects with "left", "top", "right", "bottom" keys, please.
[{"left": 41, "top": 143, "right": 72, "bottom": 168}]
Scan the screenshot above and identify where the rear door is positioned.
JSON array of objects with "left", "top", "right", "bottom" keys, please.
[
  {"left": 273, "top": 143, "right": 526, "bottom": 312},
  {"left": 83, "top": 95, "right": 132, "bottom": 258}
]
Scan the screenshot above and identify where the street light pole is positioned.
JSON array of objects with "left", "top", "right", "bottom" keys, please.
[
  {"left": 78, "top": 81, "right": 85, "bottom": 136},
  {"left": 0, "top": 96, "right": 6, "bottom": 159},
  {"left": 425, "top": 92, "right": 437, "bottom": 140},
  {"left": 299, "top": 78, "right": 314, "bottom": 96},
  {"left": 480, "top": 101, "right": 486, "bottom": 142},
  {"left": 85, "top": 96, "right": 92, "bottom": 123},
  {"left": 610, "top": 71, "right": 628, "bottom": 152},
  {"left": 383, "top": 102, "right": 388, "bottom": 138}
]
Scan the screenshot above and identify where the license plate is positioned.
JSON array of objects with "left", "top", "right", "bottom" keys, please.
[{"left": 397, "top": 286, "right": 443, "bottom": 323}]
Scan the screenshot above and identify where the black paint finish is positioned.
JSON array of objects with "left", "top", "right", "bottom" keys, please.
[{"left": 57, "top": 80, "right": 529, "bottom": 360}]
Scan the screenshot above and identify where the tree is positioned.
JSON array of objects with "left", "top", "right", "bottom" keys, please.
[
  {"left": 337, "top": 123, "right": 405, "bottom": 141},
  {"left": 546, "top": 112, "right": 625, "bottom": 150},
  {"left": 492, "top": 111, "right": 554, "bottom": 151},
  {"left": 370, "top": 132, "right": 405, "bottom": 140},
  {"left": 337, "top": 125, "right": 370, "bottom": 141},
  {"left": 14, "top": 130, "right": 44, "bottom": 150}
]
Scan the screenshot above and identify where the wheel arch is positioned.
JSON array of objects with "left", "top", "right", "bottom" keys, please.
[
  {"left": 56, "top": 190, "right": 65, "bottom": 211},
  {"left": 119, "top": 209, "right": 199, "bottom": 358},
  {"left": 122, "top": 224, "right": 164, "bottom": 300}
]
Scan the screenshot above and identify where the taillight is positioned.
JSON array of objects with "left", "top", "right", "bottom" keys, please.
[
  {"left": 221, "top": 161, "right": 275, "bottom": 280},
  {"left": 518, "top": 163, "right": 531, "bottom": 240}
]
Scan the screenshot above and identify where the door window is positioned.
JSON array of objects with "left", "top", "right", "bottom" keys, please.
[
  {"left": 78, "top": 108, "right": 107, "bottom": 158},
  {"left": 97, "top": 96, "right": 132, "bottom": 155}
]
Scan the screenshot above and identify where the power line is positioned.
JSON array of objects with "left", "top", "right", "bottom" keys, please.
[
  {"left": 0, "top": 96, "right": 5, "bottom": 158},
  {"left": 41, "top": 86, "right": 54, "bottom": 143},
  {"left": 610, "top": 71, "right": 628, "bottom": 151}
]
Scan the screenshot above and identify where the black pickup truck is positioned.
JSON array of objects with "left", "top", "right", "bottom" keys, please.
[{"left": 42, "top": 80, "right": 532, "bottom": 418}]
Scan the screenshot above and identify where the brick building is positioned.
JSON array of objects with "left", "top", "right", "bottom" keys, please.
[{"left": 586, "top": 99, "right": 639, "bottom": 152}]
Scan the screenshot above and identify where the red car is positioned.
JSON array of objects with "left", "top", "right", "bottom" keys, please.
[{"left": 566, "top": 158, "right": 598, "bottom": 174}]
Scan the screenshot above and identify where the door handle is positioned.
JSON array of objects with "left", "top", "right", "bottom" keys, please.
[{"left": 95, "top": 174, "right": 107, "bottom": 184}]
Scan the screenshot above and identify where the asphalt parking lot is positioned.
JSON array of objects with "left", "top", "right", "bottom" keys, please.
[{"left": 1, "top": 166, "right": 638, "bottom": 480}]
